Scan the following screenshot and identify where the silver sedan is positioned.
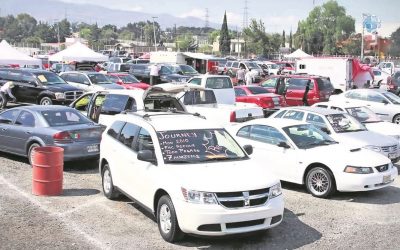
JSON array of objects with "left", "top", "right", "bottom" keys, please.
[{"left": 0, "top": 105, "right": 104, "bottom": 163}]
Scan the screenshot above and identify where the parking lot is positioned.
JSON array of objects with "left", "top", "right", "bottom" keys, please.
[{"left": 1, "top": 152, "right": 399, "bottom": 250}]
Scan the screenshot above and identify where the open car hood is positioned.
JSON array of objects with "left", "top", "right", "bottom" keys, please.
[{"left": 143, "top": 82, "right": 206, "bottom": 99}]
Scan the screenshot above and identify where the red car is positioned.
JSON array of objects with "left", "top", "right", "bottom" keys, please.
[
  {"left": 234, "top": 85, "right": 286, "bottom": 116},
  {"left": 257, "top": 74, "right": 334, "bottom": 106},
  {"left": 272, "top": 61, "right": 295, "bottom": 74},
  {"left": 107, "top": 73, "right": 150, "bottom": 90}
]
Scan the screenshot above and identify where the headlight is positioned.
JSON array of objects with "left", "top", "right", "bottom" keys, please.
[
  {"left": 344, "top": 166, "right": 373, "bottom": 174},
  {"left": 181, "top": 188, "right": 217, "bottom": 204},
  {"left": 363, "top": 145, "right": 381, "bottom": 152},
  {"left": 54, "top": 92, "right": 65, "bottom": 100},
  {"left": 269, "top": 183, "right": 282, "bottom": 199}
]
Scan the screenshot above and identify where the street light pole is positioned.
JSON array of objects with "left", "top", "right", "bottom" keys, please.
[{"left": 152, "top": 16, "right": 158, "bottom": 51}]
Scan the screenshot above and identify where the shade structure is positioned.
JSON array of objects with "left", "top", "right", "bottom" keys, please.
[
  {"left": 0, "top": 40, "right": 41, "bottom": 66},
  {"left": 48, "top": 42, "right": 108, "bottom": 62},
  {"left": 284, "top": 49, "right": 313, "bottom": 59}
]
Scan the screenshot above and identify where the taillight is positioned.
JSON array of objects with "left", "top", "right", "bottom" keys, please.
[
  {"left": 53, "top": 131, "right": 78, "bottom": 143},
  {"left": 230, "top": 111, "right": 236, "bottom": 122},
  {"left": 117, "top": 80, "right": 123, "bottom": 85}
]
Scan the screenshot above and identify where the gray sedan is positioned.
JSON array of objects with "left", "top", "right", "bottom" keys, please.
[{"left": 0, "top": 105, "right": 104, "bottom": 163}]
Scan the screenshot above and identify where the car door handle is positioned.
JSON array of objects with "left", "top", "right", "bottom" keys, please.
[
  {"left": 26, "top": 131, "right": 32, "bottom": 134},
  {"left": 1, "top": 128, "right": 7, "bottom": 131}
]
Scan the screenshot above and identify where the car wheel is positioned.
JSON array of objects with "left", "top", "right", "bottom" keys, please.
[
  {"left": 102, "top": 164, "right": 120, "bottom": 199},
  {"left": 28, "top": 143, "right": 40, "bottom": 166},
  {"left": 39, "top": 96, "right": 53, "bottom": 105},
  {"left": 393, "top": 114, "right": 400, "bottom": 124},
  {"left": 305, "top": 167, "right": 336, "bottom": 198},
  {"left": 157, "top": 195, "right": 184, "bottom": 242}
]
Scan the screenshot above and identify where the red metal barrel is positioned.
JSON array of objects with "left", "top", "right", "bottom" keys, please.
[{"left": 32, "top": 146, "right": 64, "bottom": 196}]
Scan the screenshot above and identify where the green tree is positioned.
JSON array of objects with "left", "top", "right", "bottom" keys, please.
[
  {"left": 34, "top": 22, "right": 55, "bottom": 43},
  {"left": 341, "top": 34, "right": 361, "bottom": 56},
  {"left": 289, "top": 30, "right": 293, "bottom": 52},
  {"left": 208, "top": 30, "right": 220, "bottom": 44},
  {"left": 219, "top": 11, "right": 230, "bottom": 55},
  {"left": 55, "top": 19, "right": 72, "bottom": 42},
  {"left": 282, "top": 30, "right": 286, "bottom": 47},
  {"left": 176, "top": 34, "right": 195, "bottom": 51},
  {"left": 243, "top": 19, "right": 269, "bottom": 56},
  {"left": 294, "top": 0, "right": 355, "bottom": 55},
  {"left": 389, "top": 27, "right": 400, "bottom": 56}
]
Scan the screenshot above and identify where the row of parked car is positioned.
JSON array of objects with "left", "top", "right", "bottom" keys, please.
[{"left": 0, "top": 64, "right": 399, "bottom": 243}]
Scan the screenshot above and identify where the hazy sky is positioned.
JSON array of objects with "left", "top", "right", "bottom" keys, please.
[{"left": 56, "top": 0, "right": 400, "bottom": 36}]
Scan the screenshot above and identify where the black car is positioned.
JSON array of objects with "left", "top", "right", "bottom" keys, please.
[
  {"left": 129, "top": 64, "right": 190, "bottom": 84},
  {"left": 388, "top": 71, "right": 400, "bottom": 95},
  {"left": 0, "top": 68, "right": 83, "bottom": 105}
]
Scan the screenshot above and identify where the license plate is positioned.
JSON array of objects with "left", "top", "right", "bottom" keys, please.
[
  {"left": 87, "top": 144, "right": 99, "bottom": 153},
  {"left": 388, "top": 152, "right": 398, "bottom": 159},
  {"left": 383, "top": 175, "right": 391, "bottom": 184}
]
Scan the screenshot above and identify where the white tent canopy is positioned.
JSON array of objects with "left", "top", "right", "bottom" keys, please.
[
  {"left": 49, "top": 42, "right": 108, "bottom": 62},
  {"left": 0, "top": 40, "right": 41, "bottom": 66},
  {"left": 284, "top": 49, "right": 313, "bottom": 59}
]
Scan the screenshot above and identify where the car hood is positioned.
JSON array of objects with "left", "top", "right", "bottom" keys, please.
[
  {"left": 143, "top": 83, "right": 205, "bottom": 99},
  {"left": 365, "top": 121, "right": 400, "bottom": 137},
  {"left": 44, "top": 84, "right": 81, "bottom": 92},
  {"left": 123, "top": 83, "right": 150, "bottom": 90},
  {"left": 94, "top": 84, "right": 124, "bottom": 90},
  {"left": 333, "top": 130, "right": 398, "bottom": 147},
  {"left": 166, "top": 159, "right": 279, "bottom": 192}
]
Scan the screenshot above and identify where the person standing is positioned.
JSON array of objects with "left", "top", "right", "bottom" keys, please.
[
  {"left": 236, "top": 66, "right": 246, "bottom": 85},
  {"left": 245, "top": 68, "right": 253, "bottom": 85},
  {"left": 149, "top": 64, "right": 160, "bottom": 85},
  {"left": 0, "top": 81, "right": 17, "bottom": 109},
  {"left": 302, "top": 80, "right": 311, "bottom": 106}
]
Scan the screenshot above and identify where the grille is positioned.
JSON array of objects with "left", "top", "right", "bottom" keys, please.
[
  {"left": 226, "top": 219, "right": 265, "bottom": 229},
  {"left": 381, "top": 145, "right": 398, "bottom": 153},
  {"left": 215, "top": 188, "right": 269, "bottom": 209},
  {"left": 64, "top": 91, "right": 84, "bottom": 101},
  {"left": 375, "top": 164, "right": 389, "bottom": 172}
]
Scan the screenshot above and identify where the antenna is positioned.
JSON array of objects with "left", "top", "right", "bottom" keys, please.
[
  {"left": 242, "top": 0, "right": 249, "bottom": 29},
  {"left": 205, "top": 8, "right": 209, "bottom": 29}
]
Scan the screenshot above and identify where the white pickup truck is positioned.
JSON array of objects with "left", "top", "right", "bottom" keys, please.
[
  {"left": 145, "top": 83, "right": 264, "bottom": 125},
  {"left": 378, "top": 61, "right": 400, "bottom": 75}
]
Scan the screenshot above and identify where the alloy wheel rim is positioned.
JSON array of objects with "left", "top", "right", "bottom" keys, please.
[
  {"left": 395, "top": 116, "right": 400, "bottom": 124},
  {"left": 41, "top": 99, "right": 51, "bottom": 105},
  {"left": 159, "top": 204, "right": 171, "bottom": 234},
  {"left": 308, "top": 171, "right": 329, "bottom": 195},
  {"left": 103, "top": 169, "right": 112, "bottom": 194}
]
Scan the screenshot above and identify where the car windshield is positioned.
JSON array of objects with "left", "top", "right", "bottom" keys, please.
[
  {"left": 179, "top": 65, "right": 197, "bottom": 74},
  {"left": 345, "top": 106, "right": 382, "bottom": 123},
  {"left": 269, "top": 64, "right": 280, "bottom": 69},
  {"left": 88, "top": 74, "right": 112, "bottom": 84},
  {"left": 245, "top": 62, "right": 261, "bottom": 69},
  {"left": 157, "top": 129, "right": 246, "bottom": 163},
  {"left": 282, "top": 124, "right": 337, "bottom": 149},
  {"left": 247, "top": 86, "right": 268, "bottom": 94},
  {"left": 316, "top": 77, "right": 334, "bottom": 91},
  {"left": 382, "top": 92, "right": 400, "bottom": 104},
  {"left": 325, "top": 113, "right": 367, "bottom": 133},
  {"left": 33, "top": 72, "right": 67, "bottom": 85},
  {"left": 41, "top": 109, "right": 92, "bottom": 126},
  {"left": 119, "top": 74, "right": 140, "bottom": 83}
]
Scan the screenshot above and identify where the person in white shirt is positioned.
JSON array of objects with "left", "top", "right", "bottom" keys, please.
[
  {"left": 245, "top": 69, "right": 253, "bottom": 85},
  {"left": 0, "top": 81, "right": 17, "bottom": 109},
  {"left": 149, "top": 64, "right": 160, "bottom": 85},
  {"left": 236, "top": 66, "right": 246, "bottom": 85}
]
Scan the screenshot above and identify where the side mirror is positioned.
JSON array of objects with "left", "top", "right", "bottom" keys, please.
[
  {"left": 177, "top": 71, "right": 184, "bottom": 75},
  {"left": 137, "top": 150, "right": 157, "bottom": 163},
  {"left": 320, "top": 127, "right": 331, "bottom": 134},
  {"left": 243, "top": 144, "right": 253, "bottom": 155},
  {"left": 277, "top": 141, "right": 291, "bottom": 149},
  {"left": 382, "top": 99, "right": 389, "bottom": 105},
  {"left": 83, "top": 81, "right": 90, "bottom": 85}
]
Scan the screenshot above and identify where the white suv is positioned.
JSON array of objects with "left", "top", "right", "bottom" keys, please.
[{"left": 99, "top": 111, "right": 284, "bottom": 242}]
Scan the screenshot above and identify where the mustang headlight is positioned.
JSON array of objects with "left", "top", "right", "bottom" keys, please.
[
  {"left": 344, "top": 166, "right": 373, "bottom": 174},
  {"left": 269, "top": 183, "right": 282, "bottom": 199},
  {"left": 54, "top": 92, "right": 65, "bottom": 100},
  {"left": 181, "top": 188, "right": 217, "bottom": 204},
  {"left": 363, "top": 145, "right": 381, "bottom": 152}
]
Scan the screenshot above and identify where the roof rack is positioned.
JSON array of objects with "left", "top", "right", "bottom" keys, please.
[{"left": 120, "top": 108, "right": 206, "bottom": 121}]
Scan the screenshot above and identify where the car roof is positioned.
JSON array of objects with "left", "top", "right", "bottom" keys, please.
[
  {"left": 279, "top": 106, "right": 345, "bottom": 115},
  {"left": 0, "top": 68, "right": 50, "bottom": 74},
  {"left": 238, "top": 117, "right": 308, "bottom": 128},
  {"left": 348, "top": 88, "right": 387, "bottom": 94},
  {"left": 7, "top": 105, "right": 76, "bottom": 112},
  {"left": 314, "top": 101, "right": 361, "bottom": 109},
  {"left": 114, "top": 111, "right": 221, "bottom": 131},
  {"left": 85, "top": 88, "right": 145, "bottom": 97}
]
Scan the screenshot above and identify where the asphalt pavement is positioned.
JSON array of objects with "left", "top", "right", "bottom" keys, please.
[{"left": 0, "top": 152, "right": 399, "bottom": 250}]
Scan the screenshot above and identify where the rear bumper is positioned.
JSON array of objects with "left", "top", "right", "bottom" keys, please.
[{"left": 54, "top": 141, "right": 100, "bottom": 161}]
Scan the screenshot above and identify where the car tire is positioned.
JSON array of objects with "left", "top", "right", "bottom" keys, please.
[
  {"left": 305, "top": 167, "right": 336, "bottom": 198},
  {"left": 28, "top": 143, "right": 40, "bottom": 166},
  {"left": 39, "top": 96, "right": 53, "bottom": 105},
  {"left": 157, "top": 195, "right": 184, "bottom": 242},
  {"left": 393, "top": 114, "right": 400, "bottom": 124},
  {"left": 101, "top": 164, "right": 120, "bottom": 200}
]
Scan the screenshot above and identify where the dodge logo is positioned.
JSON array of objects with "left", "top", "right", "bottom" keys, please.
[{"left": 243, "top": 191, "right": 250, "bottom": 207}]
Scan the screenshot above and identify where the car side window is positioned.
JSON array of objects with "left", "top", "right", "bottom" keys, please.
[
  {"left": 273, "top": 110, "right": 287, "bottom": 118},
  {"left": 331, "top": 106, "right": 344, "bottom": 111},
  {"left": 235, "top": 88, "right": 247, "bottom": 96},
  {"left": 261, "top": 78, "right": 278, "bottom": 88},
  {"left": 315, "top": 105, "right": 328, "bottom": 108},
  {"left": 237, "top": 125, "right": 251, "bottom": 138},
  {"left": 232, "top": 62, "right": 239, "bottom": 68},
  {"left": 73, "top": 93, "right": 94, "bottom": 111},
  {"left": 282, "top": 110, "right": 305, "bottom": 121},
  {"left": 367, "top": 92, "right": 386, "bottom": 103},
  {"left": 136, "top": 128, "right": 154, "bottom": 152},
  {"left": 188, "top": 78, "right": 201, "bottom": 85},
  {"left": 306, "top": 113, "right": 327, "bottom": 129},
  {"left": 118, "top": 122, "right": 140, "bottom": 148},
  {"left": 101, "top": 94, "right": 137, "bottom": 115},
  {"left": 107, "top": 121, "right": 125, "bottom": 139},
  {"left": 345, "top": 91, "right": 366, "bottom": 100},
  {"left": 78, "top": 75, "right": 89, "bottom": 85},
  {"left": 205, "top": 77, "right": 232, "bottom": 89},
  {"left": 249, "top": 125, "right": 287, "bottom": 146},
  {"left": 15, "top": 111, "right": 36, "bottom": 127},
  {"left": 0, "top": 110, "right": 20, "bottom": 124},
  {"left": 21, "top": 72, "right": 36, "bottom": 85},
  {"left": 107, "top": 75, "right": 119, "bottom": 82},
  {"left": 287, "top": 79, "right": 310, "bottom": 90}
]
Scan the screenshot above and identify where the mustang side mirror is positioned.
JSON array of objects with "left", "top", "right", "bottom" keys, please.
[
  {"left": 243, "top": 145, "right": 253, "bottom": 155},
  {"left": 277, "top": 141, "right": 291, "bottom": 149}
]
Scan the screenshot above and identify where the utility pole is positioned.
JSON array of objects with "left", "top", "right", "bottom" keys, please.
[{"left": 152, "top": 16, "right": 158, "bottom": 51}]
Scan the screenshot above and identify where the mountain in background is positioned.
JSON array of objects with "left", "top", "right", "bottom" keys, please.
[{"left": 1, "top": 0, "right": 219, "bottom": 28}]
